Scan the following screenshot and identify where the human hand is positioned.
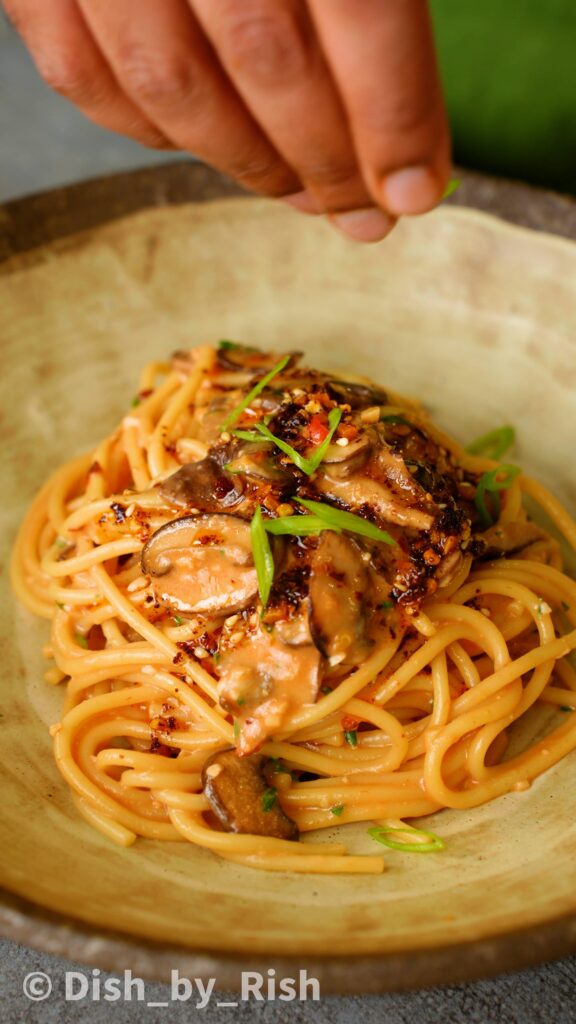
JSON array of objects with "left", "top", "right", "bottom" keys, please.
[{"left": 3, "top": 0, "right": 451, "bottom": 242}]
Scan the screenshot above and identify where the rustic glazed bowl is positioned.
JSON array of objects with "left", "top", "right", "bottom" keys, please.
[{"left": 1, "top": 165, "right": 576, "bottom": 992}]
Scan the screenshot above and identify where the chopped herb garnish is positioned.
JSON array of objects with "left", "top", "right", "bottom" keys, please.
[
  {"left": 250, "top": 506, "right": 275, "bottom": 608},
  {"left": 442, "top": 177, "right": 461, "bottom": 199},
  {"left": 253, "top": 406, "right": 342, "bottom": 476},
  {"left": 297, "top": 498, "right": 394, "bottom": 546},
  {"left": 321, "top": 685, "right": 333, "bottom": 695},
  {"left": 344, "top": 729, "right": 358, "bottom": 747},
  {"left": 380, "top": 600, "right": 393, "bottom": 611},
  {"left": 219, "top": 340, "right": 246, "bottom": 351},
  {"left": 381, "top": 414, "right": 412, "bottom": 427},
  {"left": 230, "top": 430, "right": 263, "bottom": 443},
  {"left": 75, "top": 634, "right": 89, "bottom": 649},
  {"left": 368, "top": 824, "right": 445, "bottom": 853},
  {"left": 131, "top": 396, "right": 141, "bottom": 408},
  {"left": 221, "top": 355, "right": 290, "bottom": 430},
  {"left": 262, "top": 787, "right": 278, "bottom": 812},
  {"left": 56, "top": 602, "right": 65, "bottom": 610},
  {"left": 55, "top": 537, "right": 68, "bottom": 549},
  {"left": 268, "top": 757, "right": 288, "bottom": 775},
  {"left": 331, "top": 805, "right": 345, "bottom": 817},
  {"left": 475, "top": 464, "right": 522, "bottom": 528},
  {"left": 236, "top": 697, "right": 246, "bottom": 707},
  {"left": 172, "top": 615, "right": 183, "bottom": 626},
  {"left": 561, "top": 601, "right": 571, "bottom": 612},
  {"left": 466, "top": 425, "right": 515, "bottom": 461},
  {"left": 265, "top": 514, "right": 340, "bottom": 537},
  {"left": 560, "top": 706, "right": 573, "bottom": 713}
]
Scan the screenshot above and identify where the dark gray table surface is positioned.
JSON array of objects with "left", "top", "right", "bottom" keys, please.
[{"left": 1, "top": 12, "right": 575, "bottom": 1022}]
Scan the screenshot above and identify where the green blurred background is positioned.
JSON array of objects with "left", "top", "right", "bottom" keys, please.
[{"left": 431, "top": 0, "right": 576, "bottom": 194}]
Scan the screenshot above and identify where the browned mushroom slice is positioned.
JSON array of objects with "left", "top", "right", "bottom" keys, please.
[
  {"left": 326, "top": 379, "right": 388, "bottom": 408},
  {"left": 141, "top": 514, "right": 257, "bottom": 614},
  {"left": 202, "top": 748, "right": 298, "bottom": 839},
  {"left": 308, "top": 532, "right": 371, "bottom": 665},
  {"left": 316, "top": 472, "right": 434, "bottom": 531},
  {"left": 315, "top": 431, "right": 373, "bottom": 479},
  {"left": 160, "top": 458, "right": 244, "bottom": 511},
  {"left": 217, "top": 343, "right": 301, "bottom": 373},
  {"left": 478, "top": 521, "right": 548, "bottom": 559},
  {"left": 217, "top": 623, "right": 322, "bottom": 754},
  {"left": 222, "top": 440, "right": 296, "bottom": 484}
]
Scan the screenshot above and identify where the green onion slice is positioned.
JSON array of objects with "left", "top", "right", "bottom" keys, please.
[
  {"left": 265, "top": 515, "right": 340, "bottom": 537},
  {"left": 297, "top": 498, "right": 394, "bottom": 546},
  {"left": 475, "top": 464, "right": 522, "bottom": 528},
  {"left": 466, "top": 425, "right": 515, "bottom": 460},
  {"left": 262, "top": 787, "right": 278, "bottom": 812},
  {"left": 331, "top": 805, "right": 345, "bottom": 817},
  {"left": 442, "top": 177, "right": 461, "bottom": 199},
  {"left": 250, "top": 506, "right": 275, "bottom": 608},
  {"left": 253, "top": 406, "right": 342, "bottom": 476},
  {"left": 368, "top": 824, "right": 445, "bottom": 853},
  {"left": 221, "top": 355, "right": 290, "bottom": 431},
  {"left": 344, "top": 729, "right": 358, "bottom": 747}
]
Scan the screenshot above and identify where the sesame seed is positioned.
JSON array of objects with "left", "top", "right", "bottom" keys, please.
[
  {"left": 220, "top": 432, "right": 231, "bottom": 443},
  {"left": 335, "top": 437, "right": 349, "bottom": 447},
  {"left": 193, "top": 646, "right": 209, "bottom": 659}
]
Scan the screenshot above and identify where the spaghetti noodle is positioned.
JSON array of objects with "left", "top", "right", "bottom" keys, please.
[{"left": 11, "top": 343, "right": 576, "bottom": 874}]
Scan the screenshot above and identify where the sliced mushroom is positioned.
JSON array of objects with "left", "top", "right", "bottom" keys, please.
[
  {"left": 326, "top": 379, "right": 388, "bottom": 409},
  {"left": 316, "top": 472, "right": 434, "bottom": 531},
  {"left": 316, "top": 431, "right": 373, "bottom": 479},
  {"left": 477, "top": 521, "right": 548, "bottom": 560},
  {"left": 221, "top": 440, "right": 296, "bottom": 484},
  {"left": 308, "top": 532, "right": 371, "bottom": 664},
  {"left": 216, "top": 622, "right": 321, "bottom": 754},
  {"left": 217, "top": 344, "right": 301, "bottom": 373},
  {"left": 160, "top": 458, "right": 244, "bottom": 511},
  {"left": 141, "top": 514, "right": 257, "bottom": 614},
  {"left": 202, "top": 748, "right": 298, "bottom": 839}
]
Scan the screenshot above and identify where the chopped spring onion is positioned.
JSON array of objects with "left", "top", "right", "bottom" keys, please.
[
  {"left": 262, "top": 787, "right": 278, "bottom": 812},
  {"left": 380, "top": 414, "right": 413, "bottom": 427},
  {"left": 331, "top": 805, "right": 345, "bottom": 817},
  {"left": 344, "top": 729, "right": 358, "bottom": 747},
  {"left": 265, "top": 515, "right": 340, "bottom": 537},
  {"left": 221, "top": 355, "right": 290, "bottom": 430},
  {"left": 252, "top": 406, "right": 342, "bottom": 476},
  {"left": 475, "top": 464, "right": 522, "bottom": 528},
  {"left": 218, "top": 339, "right": 257, "bottom": 351},
  {"left": 466, "top": 425, "right": 515, "bottom": 460},
  {"left": 75, "top": 633, "right": 89, "bottom": 649},
  {"left": 250, "top": 506, "right": 275, "bottom": 607},
  {"left": 297, "top": 498, "right": 394, "bottom": 546},
  {"left": 368, "top": 824, "right": 445, "bottom": 853},
  {"left": 172, "top": 615, "right": 183, "bottom": 626},
  {"left": 442, "top": 177, "right": 461, "bottom": 199}
]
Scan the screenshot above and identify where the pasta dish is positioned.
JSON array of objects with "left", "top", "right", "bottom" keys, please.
[{"left": 11, "top": 343, "right": 576, "bottom": 874}]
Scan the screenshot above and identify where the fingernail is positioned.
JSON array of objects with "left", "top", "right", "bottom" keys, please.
[
  {"left": 331, "top": 207, "right": 395, "bottom": 243},
  {"left": 381, "top": 166, "right": 442, "bottom": 216},
  {"left": 283, "top": 190, "right": 322, "bottom": 215}
]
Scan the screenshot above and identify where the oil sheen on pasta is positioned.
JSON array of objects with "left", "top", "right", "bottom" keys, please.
[{"left": 11, "top": 343, "right": 576, "bottom": 874}]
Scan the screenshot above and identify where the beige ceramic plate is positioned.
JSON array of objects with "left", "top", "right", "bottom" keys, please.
[{"left": 2, "top": 165, "right": 576, "bottom": 992}]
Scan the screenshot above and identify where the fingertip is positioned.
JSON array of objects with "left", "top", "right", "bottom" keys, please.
[
  {"left": 330, "top": 207, "right": 396, "bottom": 243},
  {"left": 283, "top": 190, "right": 323, "bottom": 215},
  {"left": 380, "top": 165, "right": 444, "bottom": 217}
]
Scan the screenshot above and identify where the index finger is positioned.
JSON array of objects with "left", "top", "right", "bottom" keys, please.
[{"left": 307, "top": 0, "right": 451, "bottom": 216}]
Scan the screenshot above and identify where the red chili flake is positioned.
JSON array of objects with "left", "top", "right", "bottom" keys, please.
[
  {"left": 307, "top": 414, "right": 329, "bottom": 445},
  {"left": 341, "top": 714, "right": 361, "bottom": 732}
]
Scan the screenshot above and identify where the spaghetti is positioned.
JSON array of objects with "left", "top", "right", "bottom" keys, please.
[{"left": 11, "top": 342, "right": 576, "bottom": 874}]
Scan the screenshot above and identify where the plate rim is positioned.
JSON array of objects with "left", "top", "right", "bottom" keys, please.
[{"left": 2, "top": 160, "right": 576, "bottom": 992}]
